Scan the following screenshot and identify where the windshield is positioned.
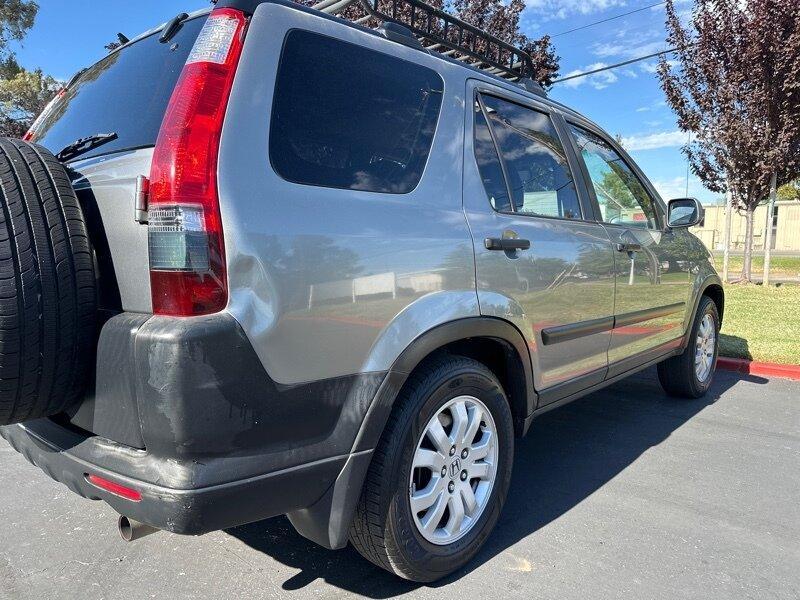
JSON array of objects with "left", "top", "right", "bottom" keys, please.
[{"left": 33, "top": 15, "right": 206, "bottom": 162}]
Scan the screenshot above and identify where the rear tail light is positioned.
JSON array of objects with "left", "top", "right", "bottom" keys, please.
[{"left": 148, "top": 8, "right": 247, "bottom": 316}]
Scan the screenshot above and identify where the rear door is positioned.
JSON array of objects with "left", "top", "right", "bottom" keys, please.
[
  {"left": 463, "top": 81, "right": 617, "bottom": 403},
  {"left": 565, "top": 123, "right": 692, "bottom": 374}
]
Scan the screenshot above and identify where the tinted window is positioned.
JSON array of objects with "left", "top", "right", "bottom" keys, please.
[
  {"left": 569, "top": 125, "right": 659, "bottom": 229},
  {"left": 34, "top": 16, "right": 205, "bottom": 160},
  {"left": 477, "top": 95, "right": 581, "bottom": 220},
  {"left": 270, "top": 30, "right": 443, "bottom": 194},
  {"left": 473, "top": 101, "right": 512, "bottom": 212}
]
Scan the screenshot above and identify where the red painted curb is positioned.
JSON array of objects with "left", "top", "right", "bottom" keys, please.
[{"left": 717, "top": 357, "right": 800, "bottom": 381}]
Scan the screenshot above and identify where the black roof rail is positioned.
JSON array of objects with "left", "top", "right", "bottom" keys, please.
[
  {"left": 317, "top": 0, "right": 534, "bottom": 82},
  {"left": 217, "top": 0, "right": 538, "bottom": 85}
]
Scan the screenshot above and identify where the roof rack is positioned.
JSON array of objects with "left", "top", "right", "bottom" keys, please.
[{"left": 311, "top": 0, "right": 535, "bottom": 82}]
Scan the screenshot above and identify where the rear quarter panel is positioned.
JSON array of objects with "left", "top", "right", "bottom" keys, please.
[{"left": 217, "top": 3, "right": 478, "bottom": 384}]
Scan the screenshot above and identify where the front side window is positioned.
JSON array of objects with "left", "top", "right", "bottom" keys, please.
[
  {"left": 569, "top": 125, "right": 660, "bottom": 229},
  {"left": 474, "top": 94, "right": 582, "bottom": 220},
  {"left": 270, "top": 30, "right": 444, "bottom": 194}
]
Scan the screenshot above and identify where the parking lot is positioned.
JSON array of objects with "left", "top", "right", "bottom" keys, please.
[{"left": 1, "top": 368, "right": 798, "bottom": 600}]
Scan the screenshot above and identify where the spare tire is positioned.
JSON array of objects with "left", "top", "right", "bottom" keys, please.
[{"left": 0, "top": 138, "right": 96, "bottom": 425}]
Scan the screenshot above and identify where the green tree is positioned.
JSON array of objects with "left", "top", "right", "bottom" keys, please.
[
  {"left": 597, "top": 169, "right": 638, "bottom": 210},
  {"left": 299, "top": 0, "right": 560, "bottom": 88},
  {"left": 0, "top": 56, "right": 58, "bottom": 137},
  {"left": 0, "top": 0, "right": 53, "bottom": 137},
  {"left": 777, "top": 180, "right": 800, "bottom": 202},
  {"left": 0, "top": 0, "right": 37, "bottom": 61}
]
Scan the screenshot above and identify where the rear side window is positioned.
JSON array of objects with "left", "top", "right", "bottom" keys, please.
[
  {"left": 475, "top": 94, "right": 582, "bottom": 220},
  {"left": 269, "top": 30, "right": 444, "bottom": 194},
  {"left": 33, "top": 16, "right": 206, "bottom": 160}
]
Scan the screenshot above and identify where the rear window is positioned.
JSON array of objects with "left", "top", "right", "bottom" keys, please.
[
  {"left": 33, "top": 15, "right": 206, "bottom": 161},
  {"left": 269, "top": 30, "right": 444, "bottom": 194}
]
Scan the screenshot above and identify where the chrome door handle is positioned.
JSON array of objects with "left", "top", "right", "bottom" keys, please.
[{"left": 485, "top": 237, "right": 531, "bottom": 251}]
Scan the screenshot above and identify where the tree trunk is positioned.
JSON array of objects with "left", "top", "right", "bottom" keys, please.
[
  {"left": 763, "top": 172, "right": 777, "bottom": 286},
  {"left": 722, "top": 189, "right": 733, "bottom": 283},
  {"left": 741, "top": 205, "right": 755, "bottom": 282}
]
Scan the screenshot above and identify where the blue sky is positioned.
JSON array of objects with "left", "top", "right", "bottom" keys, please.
[{"left": 11, "top": 0, "right": 715, "bottom": 203}]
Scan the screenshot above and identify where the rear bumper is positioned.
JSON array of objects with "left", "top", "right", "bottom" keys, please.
[
  {"left": 0, "top": 311, "right": 385, "bottom": 537},
  {"left": 0, "top": 419, "right": 352, "bottom": 535}
]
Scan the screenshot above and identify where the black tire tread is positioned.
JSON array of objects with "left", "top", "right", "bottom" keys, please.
[
  {"left": 0, "top": 138, "right": 95, "bottom": 425},
  {"left": 658, "top": 296, "right": 719, "bottom": 399},
  {"left": 349, "top": 355, "right": 503, "bottom": 580}
]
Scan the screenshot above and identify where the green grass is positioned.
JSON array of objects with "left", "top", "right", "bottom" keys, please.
[
  {"left": 712, "top": 254, "right": 800, "bottom": 278},
  {"left": 719, "top": 283, "right": 800, "bottom": 364}
]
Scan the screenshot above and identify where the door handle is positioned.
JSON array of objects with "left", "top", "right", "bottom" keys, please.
[
  {"left": 485, "top": 237, "right": 531, "bottom": 251},
  {"left": 616, "top": 242, "right": 642, "bottom": 253}
]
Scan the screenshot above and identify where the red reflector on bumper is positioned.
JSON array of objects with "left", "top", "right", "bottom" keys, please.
[{"left": 86, "top": 474, "right": 142, "bottom": 502}]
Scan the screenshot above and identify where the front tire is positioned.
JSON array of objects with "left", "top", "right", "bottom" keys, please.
[
  {"left": 658, "top": 296, "right": 720, "bottom": 398},
  {"left": 349, "top": 355, "right": 514, "bottom": 582}
]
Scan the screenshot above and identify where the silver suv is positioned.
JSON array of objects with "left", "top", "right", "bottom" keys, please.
[{"left": 0, "top": 0, "right": 723, "bottom": 582}]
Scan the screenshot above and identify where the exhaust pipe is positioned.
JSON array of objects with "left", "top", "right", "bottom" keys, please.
[{"left": 118, "top": 515, "right": 160, "bottom": 542}]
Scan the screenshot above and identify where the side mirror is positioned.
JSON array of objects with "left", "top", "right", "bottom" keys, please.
[{"left": 667, "top": 197, "right": 704, "bottom": 228}]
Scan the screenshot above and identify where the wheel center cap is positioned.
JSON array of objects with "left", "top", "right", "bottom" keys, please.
[{"left": 449, "top": 458, "right": 461, "bottom": 479}]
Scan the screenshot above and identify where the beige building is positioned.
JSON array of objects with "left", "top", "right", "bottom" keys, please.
[{"left": 691, "top": 200, "right": 800, "bottom": 252}]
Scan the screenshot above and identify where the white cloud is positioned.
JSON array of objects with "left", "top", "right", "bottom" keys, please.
[
  {"left": 621, "top": 130, "right": 688, "bottom": 151},
  {"left": 560, "top": 62, "right": 639, "bottom": 90},
  {"left": 561, "top": 62, "right": 617, "bottom": 89},
  {"left": 652, "top": 175, "right": 719, "bottom": 203},
  {"left": 653, "top": 176, "right": 699, "bottom": 200},
  {"left": 641, "top": 59, "right": 678, "bottom": 74},
  {"left": 635, "top": 99, "right": 668, "bottom": 113},
  {"left": 593, "top": 39, "right": 667, "bottom": 60},
  {"left": 640, "top": 61, "right": 659, "bottom": 74},
  {"left": 523, "top": 0, "right": 627, "bottom": 21}
]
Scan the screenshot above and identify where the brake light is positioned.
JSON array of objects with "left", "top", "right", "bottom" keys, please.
[
  {"left": 86, "top": 474, "right": 142, "bottom": 502},
  {"left": 148, "top": 8, "right": 247, "bottom": 316}
]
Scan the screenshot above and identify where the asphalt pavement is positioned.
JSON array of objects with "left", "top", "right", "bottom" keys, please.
[{"left": 1, "top": 367, "right": 798, "bottom": 600}]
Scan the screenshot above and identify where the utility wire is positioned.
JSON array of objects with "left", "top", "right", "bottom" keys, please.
[
  {"left": 552, "top": 47, "right": 678, "bottom": 83},
  {"left": 551, "top": 1, "right": 666, "bottom": 37}
]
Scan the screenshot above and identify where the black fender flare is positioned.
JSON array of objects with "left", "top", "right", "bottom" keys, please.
[
  {"left": 287, "top": 316, "right": 537, "bottom": 550},
  {"left": 356, "top": 316, "right": 537, "bottom": 452},
  {"left": 680, "top": 273, "right": 724, "bottom": 352}
]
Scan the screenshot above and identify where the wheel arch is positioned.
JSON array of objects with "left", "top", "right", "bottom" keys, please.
[
  {"left": 359, "top": 316, "right": 537, "bottom": 451},
  {"left": 681, "top": 273, "right": 724, "bottom": 352},
  {"left": 287, "top": 317, "right": 538, "bottom": 551},
  {"left": 703, "top": 282, "right": 725, "bottom": 325}
]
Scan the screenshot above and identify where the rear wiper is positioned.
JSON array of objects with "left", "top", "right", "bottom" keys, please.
[
  {"left": 56, "top": 132, "right": 117, "bottom": 162},
  {"left": 160, "top": 13, "right": 189, "bottom": 43}
]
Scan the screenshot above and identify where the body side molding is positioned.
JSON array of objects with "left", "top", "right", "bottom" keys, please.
[{"left": 541, "top": 302, "right": 686, "bottom": 347}]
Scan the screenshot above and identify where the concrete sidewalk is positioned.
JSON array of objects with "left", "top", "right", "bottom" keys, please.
[{"left": 1, "top": 368, "right": 798, "bottom": 599}]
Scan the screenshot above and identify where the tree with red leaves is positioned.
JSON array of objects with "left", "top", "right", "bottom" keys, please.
[
  {"left": 298, "top": 0, "right": 560, "bottom": 88},
  {"left": 658, "top": 0, "right": 800, "bottom": 282}
]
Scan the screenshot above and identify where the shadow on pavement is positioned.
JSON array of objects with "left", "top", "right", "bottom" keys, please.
[{"left": 226, "top": 367, "right": 767, "bottom": 596}]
